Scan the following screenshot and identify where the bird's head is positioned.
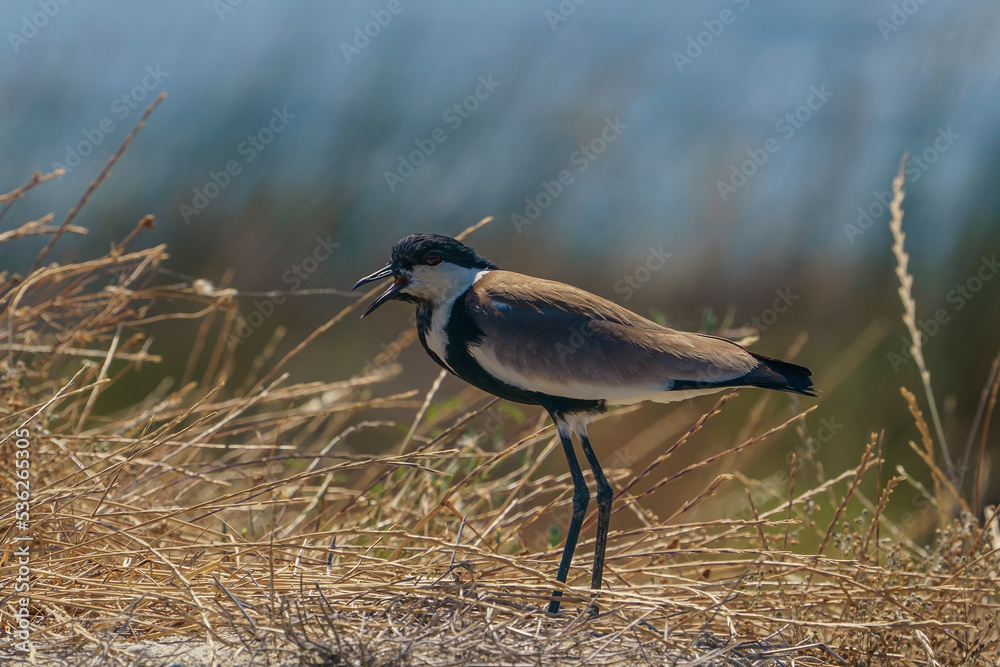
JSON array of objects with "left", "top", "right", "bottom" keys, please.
[{"left": 353, "top": 234, "right": 497, "bottom": 317}]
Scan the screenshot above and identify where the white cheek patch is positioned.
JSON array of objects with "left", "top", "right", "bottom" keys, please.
[{"left": 404, "top": 264, "right": 484, "bottom": 301}]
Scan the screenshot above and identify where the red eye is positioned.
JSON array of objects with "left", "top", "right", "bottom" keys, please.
[{"left": 425, "top": 252, "right": 442, "bottom": 266}]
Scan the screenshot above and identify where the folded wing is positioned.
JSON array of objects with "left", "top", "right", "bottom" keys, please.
[{"left": 463, "top": 271, "right": 768, "bottom": 403}]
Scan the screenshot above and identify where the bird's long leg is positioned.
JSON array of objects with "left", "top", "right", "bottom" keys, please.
[
  {"left": 579, "top": 429, "right": 612, "bottom": 592},
  {"left": 548, "top": 417, "right": 590, "bottom": 615}
]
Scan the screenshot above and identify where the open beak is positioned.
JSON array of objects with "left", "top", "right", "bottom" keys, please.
[{"left": 353, "top": 264, "right": 406, "bottom": 317}]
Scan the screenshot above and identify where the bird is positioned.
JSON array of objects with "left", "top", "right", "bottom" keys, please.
[{"left": 354, "top": 233, "right": 815, "bottom": 614}]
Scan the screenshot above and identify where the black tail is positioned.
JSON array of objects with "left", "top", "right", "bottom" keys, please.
[
  {"left": 742, "top": 353, "right": 816, "bottom": 397},
  {"left": 668, "top": 352, "right": 816, "bottom": 397}
]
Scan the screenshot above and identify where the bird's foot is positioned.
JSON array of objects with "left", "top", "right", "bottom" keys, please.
[
  {"left": 546, "top": 592, "right": 563, "bottom": 616},
  {"left": 544, "top": 595, "right": 600, "bottom": 619}
]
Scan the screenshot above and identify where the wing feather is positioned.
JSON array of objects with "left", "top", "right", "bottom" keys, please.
[{"left": 463, "top": 271, "right": 758, "bottom": 402}]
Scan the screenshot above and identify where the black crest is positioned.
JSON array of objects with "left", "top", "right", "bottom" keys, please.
[{"left": 390, "top": 234, "right": 497, "bottom": 271}]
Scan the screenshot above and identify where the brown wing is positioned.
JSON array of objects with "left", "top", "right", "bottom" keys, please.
[{"left": 462, "top": 271, "right": 758, "bottom": 402}]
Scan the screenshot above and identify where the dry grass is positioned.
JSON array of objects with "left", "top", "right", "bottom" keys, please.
[{"left": 1, "top": 116, "right": 999, "bottom": 666}]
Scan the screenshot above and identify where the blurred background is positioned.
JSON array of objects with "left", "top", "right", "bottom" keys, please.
[{"left": 3, "top": 1, "right": 999, "bottom": 531}]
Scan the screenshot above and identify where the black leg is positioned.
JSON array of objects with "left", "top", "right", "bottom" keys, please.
[
  {"left": 580, "top": 431, "right": 612, "bottom": 592},
  {"left": 548, "top": 419, "right": 590, "bottom": 615}
]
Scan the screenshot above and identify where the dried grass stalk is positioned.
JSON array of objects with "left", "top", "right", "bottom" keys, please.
[{"left": 1, "top": 144, "right": 997, "bottom": 666}]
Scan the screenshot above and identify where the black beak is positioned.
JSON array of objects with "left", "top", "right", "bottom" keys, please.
[{"left": 353, "top": 264, "right": 405, "bottom": 317}]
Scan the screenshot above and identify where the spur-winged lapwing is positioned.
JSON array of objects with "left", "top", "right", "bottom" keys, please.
[{"left": 354, "top": 234, "right": 815, "bottom": 614}]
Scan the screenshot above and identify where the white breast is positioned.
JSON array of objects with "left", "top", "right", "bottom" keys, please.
[{"left": 425, "top": 299, "right": 456, "bottom": 370}]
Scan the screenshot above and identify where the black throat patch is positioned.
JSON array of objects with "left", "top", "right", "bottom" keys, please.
[{"left": 414, "top": 287, "right": 605, "bottom": 415}]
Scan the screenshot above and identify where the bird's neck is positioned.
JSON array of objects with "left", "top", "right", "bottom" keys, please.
[{"left": 416, "top": 302, "right": 434, "bottom": 336}]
